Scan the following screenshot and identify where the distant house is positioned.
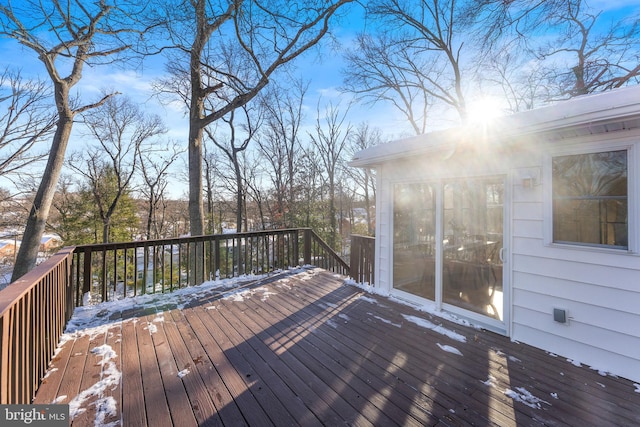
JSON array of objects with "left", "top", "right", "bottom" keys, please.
[
  {"left": 350, "top": 85, "right": 640, "bottom": 382},
  {"left": 40, "top": 234, "right": 62, "bottom": 253},
  {"left": 0, "top": 240, "right": 17, "bottom": 262}
]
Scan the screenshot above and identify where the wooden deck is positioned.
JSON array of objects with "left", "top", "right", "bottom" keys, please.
[{"left": 34, "top": 268, "right": 640, "bottom": 426}]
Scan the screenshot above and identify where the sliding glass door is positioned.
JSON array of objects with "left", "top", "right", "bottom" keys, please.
[
  {"left": 393, "top": 177, "right": 505, "bottom": 324},
  {"left": 442, "top": 178, "right": 504, "bottom": 320},
  {"left": 393, "top": 183, "right": 436, "bottom": 300}
]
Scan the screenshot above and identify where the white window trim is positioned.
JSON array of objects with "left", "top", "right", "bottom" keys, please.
[{"left": 543, "top": 138, "right": 637, "bottom": 254}]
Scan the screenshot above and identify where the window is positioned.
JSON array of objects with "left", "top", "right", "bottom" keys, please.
[{"left": 552, "top": 150, "right": 628, "bottom": 249}]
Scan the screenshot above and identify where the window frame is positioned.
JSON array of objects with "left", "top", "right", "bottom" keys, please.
[{"left": 544, "top": 140, "right": 637, "bottom": 253}]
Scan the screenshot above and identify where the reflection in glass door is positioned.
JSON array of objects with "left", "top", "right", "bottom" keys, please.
[
  {"left": 443, "top": 178, "right": 504, "bottom": 320},
  {"left": 393, "top": 183, "right": 436, "bottom": 300}
]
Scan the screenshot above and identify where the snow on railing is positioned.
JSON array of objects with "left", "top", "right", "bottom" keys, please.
[{"left": 72, "top": 228, "right": 348, "bottom": 305}]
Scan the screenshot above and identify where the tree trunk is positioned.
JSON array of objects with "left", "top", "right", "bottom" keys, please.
[
  {"left": 146, "top": 193, "right": 154, "bottom": 240},
  {"left": 102, "top": 218, "right": 110, "bottom": 244},
  {"left": 234, "top": 157, "right": 243, "bottom": 233},
  {"left": 11, "top": 115, "right": 74, "bottom": 282},
  {"left": 188, "top": 123, "right": 205, "bottom": 237},
  {"left": 188, "top": 123, "right": 205, "bottom": 285},
  {"left": 328, "top": 174, "right": 337, "bottom": 250}
]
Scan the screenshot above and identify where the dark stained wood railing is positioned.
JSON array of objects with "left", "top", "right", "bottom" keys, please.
[
  {"left": 0, "top": 228, "right": 364, "bottom": 404},
  {"left": 350, "top": 234, "right": 375, "bottom": 285},
  {"left": 72, "top": 228, "right": 349, "bottom": 305},
  {"left": 0, "top": 248, "right": 75, "bottom": 404}
]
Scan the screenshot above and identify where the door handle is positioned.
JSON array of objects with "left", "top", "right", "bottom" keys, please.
[{"left": 499, "top": 247, "right": 505, "bottom": 263}]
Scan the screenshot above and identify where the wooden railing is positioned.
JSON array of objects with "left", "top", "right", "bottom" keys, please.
[
  {"left": 350, "top": 234, "right": 375, "bottom": 286},
  {"left": 71, "top": 228, "right": 350, "bottom": 305},
  {"left": 0, "top": 248, "right": 75, "bottom": 404},
  {"left": 0, "top": 228, "right": 371, "bottom": 404}
]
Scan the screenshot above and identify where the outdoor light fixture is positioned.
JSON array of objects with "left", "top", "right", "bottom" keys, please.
[
  {"left": 519, "top": 167, "right": 541, "bottom": 189},
  {"left": 522, "top": 176, "right": 535, "bottom": 188}
]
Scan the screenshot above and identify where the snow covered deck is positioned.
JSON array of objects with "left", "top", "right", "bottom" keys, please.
[{"left": 34, "top": 268, "right": 640, "bottom": 426}]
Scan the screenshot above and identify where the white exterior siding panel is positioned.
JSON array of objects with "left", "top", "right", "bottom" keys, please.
[
  {"left": 512, "top": 201, "right": 543, "bottom": 221},
  {"left": 512, "top": 253, "right": 640, "bottom": 292},
  {"left": 514, "top": 237, "right": 640, "bottom": 269},
  {"left": 512, "top": 322, "right": 640, "bottom": 382},
  {"left": 514, "top": 271, "right": 640, "bottom": 314},
  {"left": 512, "top": 219, "right": 543, "bottom": 239},
  {"left": 513, "top": 287, "right": 640, "bottom": 338},
  {"left": 375, "top": 169, "right": 393, "bottom": 293}
]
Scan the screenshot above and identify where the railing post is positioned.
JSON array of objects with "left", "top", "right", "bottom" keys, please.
[
  {"left": 293, "top": 230, "right": 299, "bottom": 267},
  {"left": 303, "top": 229, "right": 311, "bottom": 266},
  {"left": 350, "top": 236, "right": 359, "bottom": 282},
  {"left": 1, "top": 311, "right": 8, "bottom": 404},
  {"left": 82, "top": 248, "right": 92, "bottom": 301},
  {"left": 213, "top": 236, "right": 220, "bottom": 279},
  {"left": 65, "top": 254, "right": 74, "bottom": 323},
  {"left": 101, "top": 249, "right": 107, "bottom": 302}
]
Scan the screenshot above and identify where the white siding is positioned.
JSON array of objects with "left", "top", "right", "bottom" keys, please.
[
  {"left": 512, "top": 323, "right": 640, "bottom": 382},
  {"left": 509, "top": 136, "right": 640, "bottom": 382},
  {"left": 374, "top": 165, "right": 393, "bottom": 294}
]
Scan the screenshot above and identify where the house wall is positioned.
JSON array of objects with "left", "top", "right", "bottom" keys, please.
[
  {"left": 509, "top": 129, "right": 640, "bottom": 383},
  {"left": 373, "top": 129, "right": 640, "bottom": 382}
]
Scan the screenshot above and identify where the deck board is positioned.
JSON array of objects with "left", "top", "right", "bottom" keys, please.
[
  {"left": 121, "top": 319, "right": 147, "bottom": 427},
  {"left": 53, "top": 334, "right": 90, "bottom": 410},
  {"left": 73, "top": 334, "right": 106, "bottom": 426},
  {"left": 151, "top": 313, "right": 203, "bottom": 427},
  {"left": 35, "top": 268, "right": 640, "bottom": 426},
  {"left": 137, "top": 316, "right": 173, "bottom": 427},
  {"left": 165, "top": 309, "right": 224, "bottom": 426}
]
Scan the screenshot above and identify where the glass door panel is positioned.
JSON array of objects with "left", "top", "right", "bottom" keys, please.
[
  {"left": 393, "top": 183, "right": 436, "bottom": 300},
  {"left": 443, "top": 178, "right": 504, "bottom": 320}
]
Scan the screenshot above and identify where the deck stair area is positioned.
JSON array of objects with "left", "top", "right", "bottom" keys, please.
[{"left": 33, "top": 267, "right": 640, "bottom": 426}]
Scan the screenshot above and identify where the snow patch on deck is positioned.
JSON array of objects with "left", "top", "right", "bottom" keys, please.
[
  {"left": 402, "top": 314, "right": 467, "bottom": 342},
  {"left": 67, "top": 344, "right": 121, "bottom": 425}
]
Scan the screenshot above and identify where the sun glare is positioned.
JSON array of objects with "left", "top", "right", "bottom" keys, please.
[{"left": 467, "top": 98, "right": 504, "bottom": 124}]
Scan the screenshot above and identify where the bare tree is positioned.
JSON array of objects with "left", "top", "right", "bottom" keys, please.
[
  {"left": 344, "top": 0, "right": 472, "bottom": 131},
  {"left": 460, "top": 0, "right": 569, "bottom": 53},
  {"left": 255, "top": 78, "right": 308, "bottom": 228},
  {"left": 153, "top": 0, "right": 354, "bottom": 240},
  {"left": 2, "top": 0, "right": 150, "bottom": 281},
  {"left": 297, "top": 147, "right": 326, "bottom": 230},
  {"left": 343, "top": 33, "right": 431, "bottom": 135},
  {"left": 0, "top": 68, "right": 55, "bottom": 179},
  {"left": 137, "top": 140, "right": 183, "bottom": 239},
  {"left": 242, "top": 151, "right": 271, "bottom": 230},
  {"left": 466, "top": 0, "right": 640, "bottom": 101},
  {"left": 346, "top": 122, "right": 381, "bottom": 235},
  {"left": 309, "top": 100, "right": 353, "bottom": 250},
  {"left": 536, "top": 1, "right": 640, "bottom": 97},
  {"left": 205, "top": 105, "right": 261, "bottom": 233},
  {"left": 202, "top": 144, "right": 227, "bottom": 234},
  {"left": 68, "top": 95, "right": 166, "bottom": 243}
]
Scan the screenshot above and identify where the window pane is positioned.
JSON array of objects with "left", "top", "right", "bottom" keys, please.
[
  {"left": 393, "top": 183, "right": 436, "bottom": 299},
  {"left": 552, "top": 150, "right": 628, "bottom": 248}
]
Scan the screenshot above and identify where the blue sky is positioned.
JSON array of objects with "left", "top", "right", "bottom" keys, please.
[{"left": 1, "top": 0, "right": 639, "bottom": 199}]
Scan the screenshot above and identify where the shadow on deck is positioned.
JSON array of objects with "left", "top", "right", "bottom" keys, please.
[{"left": 34, "top": 268, "right": 640, "bottom": 426}]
